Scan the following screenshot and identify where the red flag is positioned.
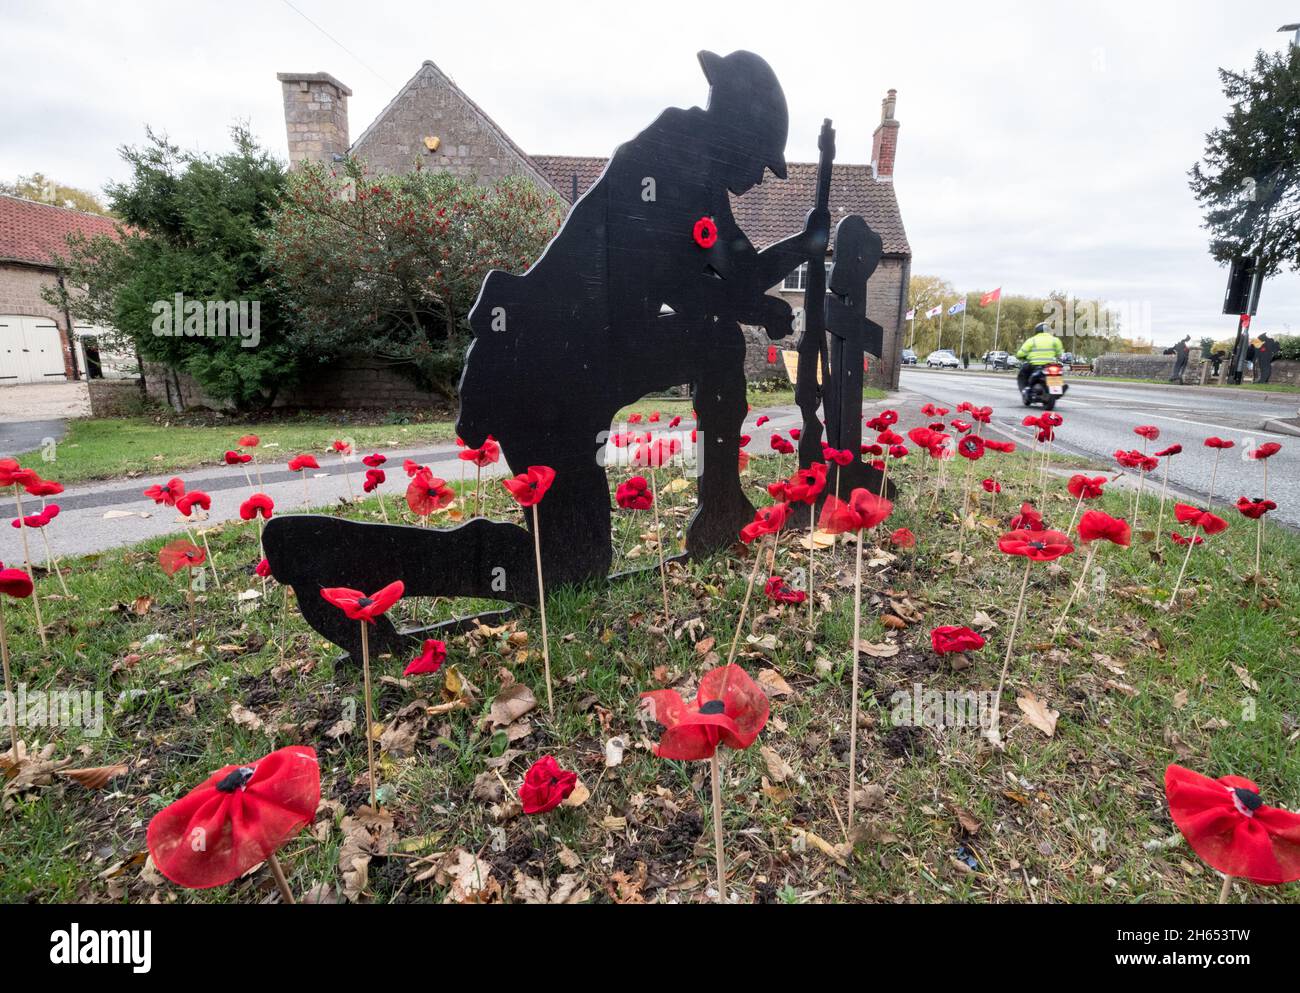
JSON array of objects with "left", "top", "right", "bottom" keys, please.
[{"left": 980, "top": 288, "right": 1002, "bottom": 307}]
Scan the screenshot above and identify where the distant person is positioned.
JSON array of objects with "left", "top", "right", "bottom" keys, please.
[
  {"left": 1210, "top": 350, "right": 1226, "bottom": 377},
  {"left": 1167, "top": 335, "right": 1191, "bottom": 382},
  {"left": 963, "top": 352, "right": 970, "bottom": 369},
  {"left": 1015, "top": 322, "right": 1064, "bottom": 397},
  {"left": 1256, "top": 333, "right": 1279, "bottom": 384}
]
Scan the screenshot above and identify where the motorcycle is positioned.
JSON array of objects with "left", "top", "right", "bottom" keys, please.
[{"left": 1021, "top": 362, "right": 1067, "bottom": 410}]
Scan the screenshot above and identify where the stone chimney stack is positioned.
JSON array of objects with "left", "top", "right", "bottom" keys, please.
[
  {"left": 277, "top": 72, "right": 352, "bottom": 168},
  {"left": 870, "top": 89, "right": 899, "bottom": 182}
]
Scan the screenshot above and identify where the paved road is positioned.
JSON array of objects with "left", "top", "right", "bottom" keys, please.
[
  {"left": 0, "top": 382, "right": 91, "bottom": 458},
  {"left": 0, "top": 404, "right": 820, "bottom": 564},
  {"left": 901, "top": 368, "right": 1300, "bottom": 528}
]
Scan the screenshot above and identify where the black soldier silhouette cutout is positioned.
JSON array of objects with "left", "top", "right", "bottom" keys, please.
[
  {"left": 821, "top": 214, "right": 889, "bottom": 500},
  {"left": 264, "top": 50, "right": 834, "bottom": 660}
]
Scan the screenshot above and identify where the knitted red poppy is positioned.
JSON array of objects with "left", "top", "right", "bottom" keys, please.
[
  {"left": 0, "top": 564, "right": 34, "bottom": 599},
  {"left": 783, "top": 462, "right": 828, "bottom": 505},
  {"left": 1174, "top": 504, "right": 1229, "bottom": 535},
  {"left": 1134, "top": 425, "right": 1160, "bottom": 441},
  {"left": 404, "top": 638, "right": 447, "bottom": 676},
  {"left": 321, "top": 581, "right": 404, "bottom": 623},
  {"left": 1204, "top": 437, "right": 1235, "bottom": 450},
  {"left": 889, "top": 527, "right": 916, "bottom": 549},
  {"left": 176, "top": 491, "right": 211, "bottom": 517},
  {"left": 1165, "top": 764, "right": 1300, "bottom": 885},
  {"left": 692, "top": 216, "right": 718, "bottom": 249},
  {"left": 144, "top": 477, "right": 187, "bottom": 507},
  {"left": 1077, "top": 510, "right": 1131, "bottom": 547},
  {"left": 1155, "top": 444, "right": 1183, "bottom": 457},
  {"left": 1236, "top": 497, "right": 1277, "bottom": 520},
  {"left": 406, "top": 472, "right": 454, "bottom": 515},
  {"left": 740, "top": 502, "right": 790, "bottom": 544},
  {"left": 288, "top": 454, "right": 319, "bottom": 472},
  {"left": 1251, "top": 443, "right": 1282, "bottom": 460},
  {"left": 997, "top": 528, "right": 1074, "bottom": 561},
  {"left": 931, "top": 626, "right": 985, "bottom": 654},
  {"left": 503, "top": 465, "right": 556, "bottom": 507},
  {"left": 158, "top": 540, "right": 206, "bottom": 576},
  {"left": 764, "top": 576, "right": 807, "bottom": 605},
  {"left": 1067, "top": 475, "right": 1106, "bottom": 500},
  {"left": 147, "top": 745, "right": 320, "bottom": 889},
  {"left": 641, "top": 664, "right": 770, "bottom": 761},
  {"left": 239, "top": 493, "right": 274, "bottom": 520},
  {"left": 519, "top": 755, "right": 578, "bottom": 814},
  {"left": 817, "top": 489, "right": 893, "bottom": 534},
  {"left": 224, "top": 450, "right": 253, "bottom": 465}
]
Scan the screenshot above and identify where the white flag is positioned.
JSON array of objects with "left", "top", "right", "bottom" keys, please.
[
  {"left": 905, "top": 308, "right": 916, "bottom": 321},
  {"left": 925, "top": 305, "right": 942, "bottom": 319}
]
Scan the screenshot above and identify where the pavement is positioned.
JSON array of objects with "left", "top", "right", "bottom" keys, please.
[
  {"left": 0, "top": 382, "right": 91, "bottom": 458},
  {"left": 900, "top": 367, "right": 1300, "bottom": 529}
]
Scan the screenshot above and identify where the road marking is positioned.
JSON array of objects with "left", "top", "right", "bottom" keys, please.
[{"left": 1142, "top": 413, "right": 1292, "bottom": 439}]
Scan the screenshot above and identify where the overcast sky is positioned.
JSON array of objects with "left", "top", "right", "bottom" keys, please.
[{"left": 3, "top": 0, "right": 1297, "bottom": 344}]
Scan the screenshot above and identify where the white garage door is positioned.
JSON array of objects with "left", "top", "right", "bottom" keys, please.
[{"left": 0, "top": 315, "right": 67, "bottom": 384}]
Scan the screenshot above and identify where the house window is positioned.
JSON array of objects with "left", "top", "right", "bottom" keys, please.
[{"left": 782, "top": 261, "right": 830, "bottom": 292}]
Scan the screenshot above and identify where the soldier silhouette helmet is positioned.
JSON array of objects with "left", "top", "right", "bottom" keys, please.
[{"left": 698, "top": 50, "right": 788, "bottom": 191}]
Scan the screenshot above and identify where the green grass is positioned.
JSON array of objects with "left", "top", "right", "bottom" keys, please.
[
  {"left": 16, "top": 415, "right": 457, "bottom": 484},
  {"left": 2, "top": 445, "right": 1297, "bottom": 904},
  {"left": 615, "top": 384, "right": 885, "bottom": 423}
]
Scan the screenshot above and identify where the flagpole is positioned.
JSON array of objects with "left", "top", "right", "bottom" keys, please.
[
  {"left": 938, "top": 305, "right": 944, "bottom": 352},
  {"left": 993, "top": 292, "right": 1003, "bottom": 354},
  {"left": 958, "top": 294, "right": 968, "bottom": 365}
]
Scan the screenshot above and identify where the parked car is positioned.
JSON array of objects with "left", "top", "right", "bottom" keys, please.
[
  {"left": 983, "top": 350, "right": 1015, "bottom": 370},
  {"left": 925, "top": 349, "right": 960, "bottom": 368},
  {"left": 900, "top": 348, "right": 918, "bottom": 365}
]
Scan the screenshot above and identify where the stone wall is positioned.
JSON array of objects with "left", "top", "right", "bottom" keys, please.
[
  {"left": 1093, "top": 352, "right": 1299, "bottom": 386},
  {"left": 143, "top": 359, "right": 444, "bottom": 412},
  {"left": 87, "top": 377, "right": 146, "bottom": 417}
]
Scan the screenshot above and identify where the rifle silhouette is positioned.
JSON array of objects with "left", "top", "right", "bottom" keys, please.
[{"left": 795, "top": 119, "right": 834, "bottom": 468}]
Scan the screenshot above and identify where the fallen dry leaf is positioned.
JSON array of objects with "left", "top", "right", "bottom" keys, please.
[{"left": 1016, "top": 692, "right": 1059, "bottom": 737}]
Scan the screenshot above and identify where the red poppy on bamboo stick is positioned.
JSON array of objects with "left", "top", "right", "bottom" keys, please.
[
  {"left": 519, "top": 754, "right": 578, "bottom": 814},
  {"left": 1166, "top": 505, "right": 1228, "bottom": 608},
  {"left": 890, "top": 527, "right": 916, "bottom": 549},
  {"left": 818, "top": 487, "right": 892, "bottom": 827},
  {"left": 406, "top": 471, "right": 454, "bottom": 516},
  {"left": 1134, "top": 425, "right": 1160, "bottom": 442},
  {"left": 1236, "top": 497, "right": 1276, "bottom": 520},
  {"left": 1010, "top": 502, "right": 1045, "bottom": 532},
  {"left": 238, "top": 434, "right": 260, "bottom": 449},
  {"left": 363, "top": 468, "right": 385, "bottom": 493},
  {"left": 362, "top": 452, "right": 387, "bottom": 468},
  {"left": 504, "top": 466, "right": 558, "bottom": 712},
  {"left": 143, "top": 477, "right": 186, "bottom": 506},
  {"left": 615, "top": 475, "right": 653, "bottom": 511},
  {"left": 1165, "top": 764, "right": 1300, "bottom": 898},
  {"left": 770, "top": 434, "right": 794, "bottom": 455},
  {"left": 0, "top": 560, "right": 33, "bottom": 755},
  {"left": 239, "top": 493, "right": 274, "bottom": 520},
  {"left": 147, "top": 745, "right": 320, "bottom": 900},
  {"left": 288, "top": 454, "right": 318, "bottom": 472},
  {"left": 321, "top": 581, "right": 403, "bottom": 807},
  {"left": 224, "top": 450, "right": 252, "bottom": 465},
  {"left": 983, "top": 439, "right": 1016, "bottom": 454},
  {"left": 642, "top": 664, "right": 769, "bottom": 761},
  {"left": 24, "top": 478, "right": 62, "bottom": 498},
  {"left": 1053, "top": 510, "right": 1130, "bottom": 636},
  {"left": 1250, "top": 442, "right": 1282, "bottom": 461},
  {"left": 988, "top": 528, "right": 1074, "bottom": 744}
]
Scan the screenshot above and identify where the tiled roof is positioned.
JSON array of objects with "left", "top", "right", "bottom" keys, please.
[
  {"left": 0, "top": 194, "right": 119, "bottom": 267},
  {"left": 531, "top": 156, "right": 910, "bottom": 257}
]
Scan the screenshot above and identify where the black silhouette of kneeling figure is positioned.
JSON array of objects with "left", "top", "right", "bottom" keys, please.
[{"left": 264, "top": 50, "right": 828, "bottom": 660}]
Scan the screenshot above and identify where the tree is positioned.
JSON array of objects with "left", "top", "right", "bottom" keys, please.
[
  {"left": 1190, "top": 45, "right": 1300, "bottom": 277},
  {"left": 263, "top": 161, "right": 563, "bottom": 398},
  {"left": 0, "top": 172, "right": 111, "bottom": 216},
  {"left": 48, "top": 127, "right": 295, "bottom": 410}
]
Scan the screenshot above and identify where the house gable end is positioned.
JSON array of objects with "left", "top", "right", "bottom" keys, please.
[{"left": 349, "top": 61, "right": 559, "bottom": 195}]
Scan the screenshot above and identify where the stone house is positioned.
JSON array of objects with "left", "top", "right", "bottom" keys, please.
[
  {"left": 0, "top": 194, "right": 132, "bottom": 386},
  {"left": 277, "top": 60, "right": 911, "bottom": 393}
]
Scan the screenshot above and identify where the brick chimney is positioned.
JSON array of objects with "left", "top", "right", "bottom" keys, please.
[
  {"left": 870, "top": 89, "right": 899, "bottom": 182},
  {"left": 277, "top": 72, "right": 352, "bottom": 168}
]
